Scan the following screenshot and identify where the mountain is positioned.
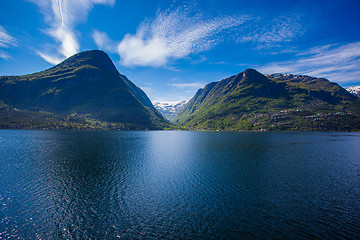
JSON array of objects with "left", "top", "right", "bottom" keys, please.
[
  {"left": 172, "top": 69, "right": 360, "bottom": 131},
  {"left": 0, "top": 50, "right": 170, "bottom": 130},
  {"left": 346, "top": 86, "right": 360, "bottom": 97},
  {"left": 153, "top": 100, "right": 187, "bottom": 120}
]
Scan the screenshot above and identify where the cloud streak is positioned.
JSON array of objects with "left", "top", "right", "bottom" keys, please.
[
  {"left": 0, "top": 26, "right": 17, "bottom": 60},
  {"left": 170, "top": 82, "right": 205, "bottom": 89},
  {"left": 29, "top": 0, "right": 115, "bottom": 64},
  {"left": 92, "top": 30, "right": 118, "bottom": 53},
  {"left": 94, "top": 5, "right": 248, "bottom": 67},
  {"left": 93, "top": 6, "right": 306, "bottom": 68},
  {"left": 0, "top": 26, "right": 17, "bottom": 48},
  {"left": 239, "top": 14, "right": 305, "bottom": 48},
  {"left": 258, "top": 42, "right": 360, "bottom": 84}
]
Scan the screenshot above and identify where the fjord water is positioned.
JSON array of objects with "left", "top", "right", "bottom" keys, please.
[{"left": 0, "top": 130, "right": 359, "bottom": 239}]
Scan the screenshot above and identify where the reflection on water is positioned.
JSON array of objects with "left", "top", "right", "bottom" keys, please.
[{"left": 0, "top": 130, "right": 360, "bottom": 239}]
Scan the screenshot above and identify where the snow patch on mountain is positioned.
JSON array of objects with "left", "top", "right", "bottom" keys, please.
[
  {"left": 153, "top": 100, "right": 187, "bottom": 120},
  {"left": 346, "top": 86, "right": 360, "bottom": 97}
]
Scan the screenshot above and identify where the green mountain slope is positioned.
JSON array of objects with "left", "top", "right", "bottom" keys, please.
[
  {"left": 0, "top": 50, "right": 169, "bottom": 130},
  {"left": 172, "top": 69, "right": 360, "bottom": 131}
]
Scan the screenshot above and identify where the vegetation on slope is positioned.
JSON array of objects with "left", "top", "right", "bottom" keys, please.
[
  {"left": 0, "top": 50, "right": 170, "bottom": 130},
  {"left": 172, "top": 69, "right": 360, "bottom": 131}
]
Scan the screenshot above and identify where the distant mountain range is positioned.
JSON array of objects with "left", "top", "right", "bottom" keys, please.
[
  {"left": 172, "top": 69, "right": 360, "bottom": 131},
  {"left": 346, "top": 86, "right": 360, "bottom": 97},
  {"left": 153, "top": 101, "right": 187, "bottom": 120},
  {"left": 1, "top": 51, "right": 359, "bottom": 131},
  {"left": 0, "top": 50, "right": 169, "bottom": 130}
]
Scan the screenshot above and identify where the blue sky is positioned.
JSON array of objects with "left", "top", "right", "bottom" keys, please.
[{"left": 1, "top": 0, "right": 360, "bottom": 102}]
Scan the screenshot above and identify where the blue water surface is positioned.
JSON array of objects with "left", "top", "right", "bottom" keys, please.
[{"left": 0, "top": 130, "right": 359, "bottom": 239}]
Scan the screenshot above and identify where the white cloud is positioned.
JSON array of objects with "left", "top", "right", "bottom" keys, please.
[
  {"left": 92, "top": 30, "right": 118, "bottom": 53},
  {"left": 258, "top": 42, "right": 360, "bottom": 84},
  {"left": 192, "top": 55, "right": 207, "bottom": 64},
  {"left": 0, "top": 52, "right": 11, "bottom": 60},
  {"left": 116, "top": 6, "right": 247, "bottom": 67},
  {"left": 29, "top": 0, "right": 115, "bottom": 64},
  {"left": 0, "top": 26, "right": 17, "bottom": 48},
  {"left": 239, "top": 14, "right": 304, "bottom": 48},
  {"left": 0, "top": 26, "right": 17, "bottom": 60},
  {"left": 93, "top": 7, "right": 305, "bottom": 68},
  {"left": 139, "top": 86, "right": 153, "bottom": 95},
  {"left": 170, "top": 82, "right": 205, "bottom": 89},
  {"left": 36, "top": 51, "right": 63, "bottom": 65}
]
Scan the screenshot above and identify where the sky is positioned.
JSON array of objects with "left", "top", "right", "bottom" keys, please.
[{"left": 0, "top": 0, "right": 360, "bottom": 102}]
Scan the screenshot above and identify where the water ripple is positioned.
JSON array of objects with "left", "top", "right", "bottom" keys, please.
[{"left": 0, "top": 130, "right": 359, "bottom": 239}]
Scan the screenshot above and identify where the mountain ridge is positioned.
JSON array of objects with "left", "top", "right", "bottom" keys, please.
[
  {"left": 172, "top": 69, "right": 360, "bottom": 131},
  {"left": 0, "top": 50, "right": 170, "bottom": 130},
  {"left": 1, "top": 52, "right": 359, "bottom": 131}
]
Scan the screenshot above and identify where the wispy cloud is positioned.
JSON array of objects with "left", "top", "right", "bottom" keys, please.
[
  {"left": 29, "top": 0, "right": 115, "bottom": 64},
  {"left": 0, "top": 26, "right": 17, "bottom": 60},
  {"left": 258, "top": 42, "right": 360, "bottom": 84},
  {"left": 139, "top": 86, "right": 153, "bottom": 95},
  {"left": 192, "top": 55, "right": 207, "bottom": 64},
  {"left": 0, "top": 52, "right": 11, "bottom": 60},
  {"left": 92, "top": 5, "right": 306, "bottom": 68},
  {"left": 170, "top": 82, "right": 205, "bottom": 89},
  {"left": 0, "top": 26, "right": 17, "bottom": 48},
  {"left": 92, "top": 30, "right": 118, "bottom": 53},
  {"left": 239, "top": 14, "right": 304, "bottom": 48},
  {"left": 35, "top": 50, "right": 63, "bottom": 65},
  {"left": 113, "top": 6, "right": 247, "bottom": 67}
]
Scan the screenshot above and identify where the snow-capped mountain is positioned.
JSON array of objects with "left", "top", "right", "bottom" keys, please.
[
  {"left": 153, "top": 101, "right": 187, "bottom": 120},
  {"left": 346, "top": 86, "right": 360, "bottom": 97}
]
